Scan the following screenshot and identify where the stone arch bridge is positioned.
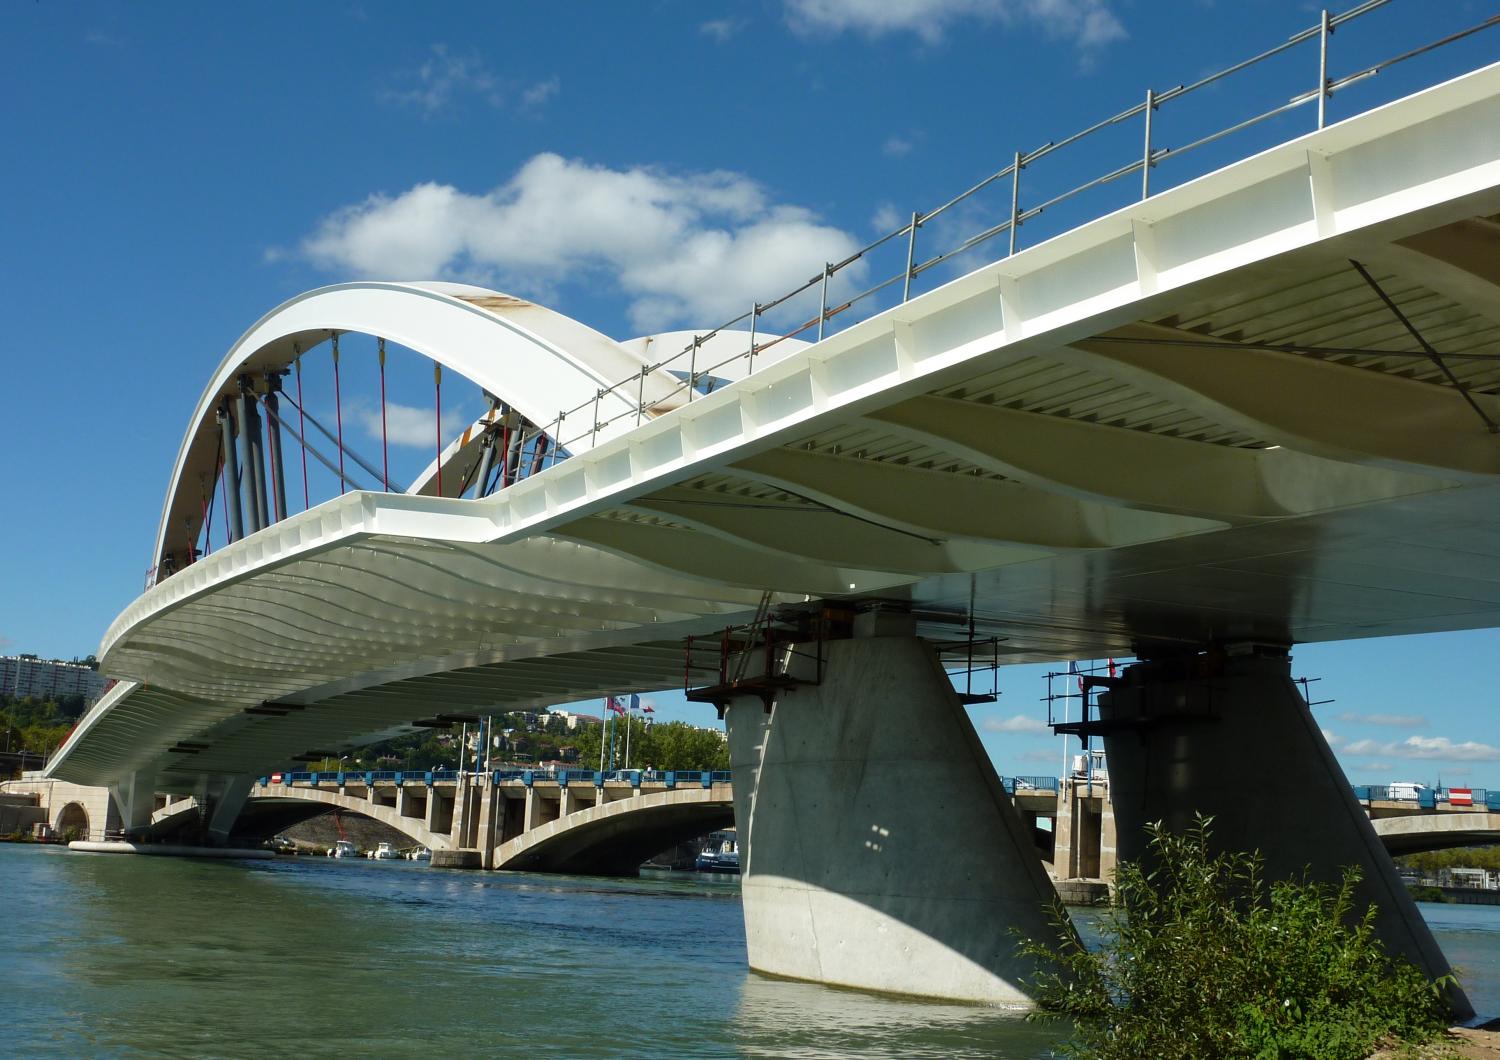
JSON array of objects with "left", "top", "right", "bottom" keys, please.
[{"left": 230, "top": 769, "right": 734, "bottom": 873}]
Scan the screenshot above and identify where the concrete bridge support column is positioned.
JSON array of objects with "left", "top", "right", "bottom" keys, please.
[
  {"left": 110, "top": 768, "right": 157, "bottom": 837},
  {"left": 557, "top": 785, "right": 575, "bottom": 819},
  {"left": 523, "top": 786, "right": 543, "bottom": 832},
  {"left": 1099, "top": 649, "right": 1470, "bottom": 1017},
  {"left": 206, "top": 777, "right": 252, "bottom": 846},
  {"left": 397, "top": 784, "right": 418, "bottom": 821},
  {"left": 475, "top": 779, "right": 503, "bottom": 869},
  {"left": 723, "top": 620, "right": 1060, "bottom": 1006},
  {"left": 1052, "top": 779, "right": 1116, "bottom": 882}
]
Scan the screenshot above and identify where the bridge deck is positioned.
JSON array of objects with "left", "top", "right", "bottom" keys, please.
[{"left": 49, "top": 60, "right": 1500, "bottom": 789}]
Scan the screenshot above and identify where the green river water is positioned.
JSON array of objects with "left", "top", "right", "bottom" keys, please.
[{"left": 2, "top": 843, "right": 1497, "bottom": 1058}]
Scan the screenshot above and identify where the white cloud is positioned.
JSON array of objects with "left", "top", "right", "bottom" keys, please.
[
  {"left": 296, "top": 153, "right": 864, "bottom": 333},
  {"left": 1321, "top": 728, "right": 1341, "bottom": 747},
  {"left": 382, "top": 44, "right": 504, "bottom": 114},
  {"left": 883, "top": 134, "right": 916, "bottom": 157},
  {"left": 784, "top": 0, "right": 1125, "bottom": 48},
  {"left": 982, "top": 714, "right": 1050, "bottom": 734},
  {"left": 1335, "top": 711, "right": 1427, "bottom": 727},
  {"left": 871, "top": 203, "right": 905, "bottom": 234},
  {"left": 1342, "top": 735, "right": 1500, "bottom": 762},
  {"left": 354, "top": 399, "right": 473, "bottom": 449},
  {"left": 1016, "top": 748, "right": 1059, "bottom": 763},
  {"left": 700, "top": 18, "right": 745, "bottom": 41},
  {"left": 521, "top": 77, "right": 559, "bottom": 109}
]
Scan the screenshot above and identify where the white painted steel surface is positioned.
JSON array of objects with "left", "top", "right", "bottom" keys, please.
[{"left": 51, "top": 61, "right": 1500, "bottom": 788}]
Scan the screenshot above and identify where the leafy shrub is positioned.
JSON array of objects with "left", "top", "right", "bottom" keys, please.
[{"left": 1019, "top": 815, "right": 1456, "bottom": 1059}]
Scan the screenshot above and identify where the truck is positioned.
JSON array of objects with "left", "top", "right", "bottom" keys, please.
[
  {"left": 1386, "top": 781, "right": 1428, "bottom": 802},
  {"left": 1070, "top": 748, "right": 1107, "bottom": 780}
]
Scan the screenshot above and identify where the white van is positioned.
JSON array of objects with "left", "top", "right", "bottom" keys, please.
[{"left": 1387, "top": 781, "right": 1428, "bottom": 801}]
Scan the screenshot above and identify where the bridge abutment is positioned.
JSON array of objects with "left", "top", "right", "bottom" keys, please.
[
  {"left": 1099, "top": 649, "right": 1471, "bottom": 1017},
  {"left": 724, "top": 629, "right": 1060, "bottom": 1007}
]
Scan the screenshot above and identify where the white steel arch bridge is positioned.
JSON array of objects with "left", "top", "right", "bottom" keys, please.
[{"left": 44, "top": 11, "right": 1500, "bottom": 1008}]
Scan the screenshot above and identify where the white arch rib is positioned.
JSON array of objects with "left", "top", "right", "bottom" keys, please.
[{"left": 152, "top": 281, "right": 684, "bottom": 573}]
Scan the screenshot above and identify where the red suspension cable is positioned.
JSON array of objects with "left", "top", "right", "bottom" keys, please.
[
  {"left": 378, "top": 337, "right": 390, "bottom": 491},
  {"left": 332, "top": 333, "right": 346, "bottom": 496},
  {"left": 199, "top": 486, "right": 210, "bottom": 560},
  {"left": 294, "top": 348, "right": 310, "bottom": 511},
  {"left": 434, "top": 362, "right": 443, "bottom": 497},
  {"left": 264, "top": 395, "right": 281, "bottom": 521},
  {"left": 219, "top": 452, "right": 232, "bottom": 543}
]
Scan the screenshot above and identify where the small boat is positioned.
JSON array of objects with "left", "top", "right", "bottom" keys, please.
[
  {"left": 368, "top": 841, "right": 399, "bottom": 860},
  {"left": 407, "top": 847, "right": 431, "bottom": 861},
  {"left": 695, "top": 838, "right": 741, "bottom": 874},
  {"left": 327, "top": 839, "right": 359, "bottom": 858}
]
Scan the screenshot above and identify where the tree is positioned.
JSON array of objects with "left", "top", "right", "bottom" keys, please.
[
  {"left": 570, "top": 718, "right": 728, "bottom": 771},
  {"left": 1019, "top": 815, "right": 1455, "bottom": 1059}
]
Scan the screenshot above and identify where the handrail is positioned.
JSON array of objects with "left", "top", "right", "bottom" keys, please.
[{"left": 517, "top": 0, "right": 1495, "bottom": 459}]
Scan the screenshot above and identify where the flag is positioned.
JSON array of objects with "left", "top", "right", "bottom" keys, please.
[
  {"left": 1451, "top": 788, "right": 1474, "bottom": 807},
  {"left": 628, "top": 693, "right": 640, "bottom": 711},
  {"left": 1107, "top": 658, "right": 1117, "bottom": 678},
  {"left": 1069, "top": 659, "right": 1083, "bottom": 696},
  {"left": 605, "top": 696, "right": 626, "bottom": 716},
  {"left": 641, "top": 703, "right": 655, "bottom": 714}
]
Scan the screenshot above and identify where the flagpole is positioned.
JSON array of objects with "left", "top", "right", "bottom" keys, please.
[
  {"left": 624, "top": 702, "right": 633, "bottom": 770},
  {"left": 599, "top": 699, "right": 608, "bottom": 775}
]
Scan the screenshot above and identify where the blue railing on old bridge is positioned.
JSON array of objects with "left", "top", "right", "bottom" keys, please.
[{"left": 258, "top": 768, "right": 734, "bottom": 790}]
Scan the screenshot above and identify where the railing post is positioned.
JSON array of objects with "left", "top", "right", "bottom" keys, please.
[
  {"left": 1142, "top": 88, "right": 1155, "bottom": 200},
  {"left": 902, "top": 212, "right": 920, "bottom": 303},
  {"left": 689, "top": 336, "right": 699, "bottom": 401},
  {"left": 1008, "top": 152, "right": 1022, "bottom": 256},
  {"left": 636, "top": 366, "right": 646, "bottom": 425},
  {"left": 1317, "top": 8, "right": 1331, "bottom": 130},
  {"left": 748, "top": 303, "right": 758, "bottom": 375},
  {"left": 591, "top": 391, "right": 600, "bottom": 447},
  {"left": 817, "top": 263, "right": 830, "bottom": 341}
]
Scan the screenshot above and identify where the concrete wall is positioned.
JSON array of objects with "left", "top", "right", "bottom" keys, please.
[{"left": 0, "top": 775, "right": 118, "bottom": 839}]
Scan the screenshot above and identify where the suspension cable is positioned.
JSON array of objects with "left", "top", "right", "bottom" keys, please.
[
  {"left": 294, "top": 345, "right": 310, "bottom": 511},
  {"left": 332, "top": 333, "right": 346, "bottom": 495},
  {"left": 276, "top": 390, "right": 401, "bottom": 491},
  {"left": 203, "top": 427, "right": 222, "bottom": 557},
  {"left": 378, "top": 337, "right": 391, "bottom": 491},
  {"left": 434, "top": 362, "right": 443, "bottom": 497},
  {"left": 262, "top": 400, "right": 374, "bottom": 493}
]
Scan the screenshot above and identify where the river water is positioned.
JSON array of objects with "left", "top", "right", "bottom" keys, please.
[{"left": 3, "top": 843, "right": 1497, "bottom": 1058}]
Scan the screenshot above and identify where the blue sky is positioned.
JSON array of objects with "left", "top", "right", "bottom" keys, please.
[{"left": 3, "top": 1, "right": 1498, "bottom": 784}]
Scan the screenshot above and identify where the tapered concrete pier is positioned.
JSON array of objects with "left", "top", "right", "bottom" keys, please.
[
  {"left": 724, "top": 618, "right": 1062, "bottom": 1006},
  {"left": 1099, "top": 648, "right": 1472, "bottom": 1018}
]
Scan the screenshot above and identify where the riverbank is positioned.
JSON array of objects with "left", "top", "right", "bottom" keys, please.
[{"left": 1373, "top": 1020, "right": 1500, "bottom": 1058}]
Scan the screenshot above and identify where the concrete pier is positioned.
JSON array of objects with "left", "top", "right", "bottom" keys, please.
[
  {"left": 1099, "top": 648, "right": 1472, "bottom": 1018},
  {"left": 724, "top": 626, "right": 1062, "bottom": 1007}
]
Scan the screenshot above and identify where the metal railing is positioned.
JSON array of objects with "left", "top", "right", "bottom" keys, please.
[
  {"left": 1007, "top": 775, "right": 1062, "bottom": 794},
  {"left": 517, "top": 1, "right": 1499, "bottom": 463},
  {"left": 1353, "top": 784, "right": 1500, "bottom": 809},
  {"left": 260, "top": 767, "right": 734, "bottom": 790}
]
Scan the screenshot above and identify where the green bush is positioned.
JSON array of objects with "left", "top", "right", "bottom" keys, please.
[{"left": 1019, "top": 815, "right": 1455, "bottom": 1059}]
